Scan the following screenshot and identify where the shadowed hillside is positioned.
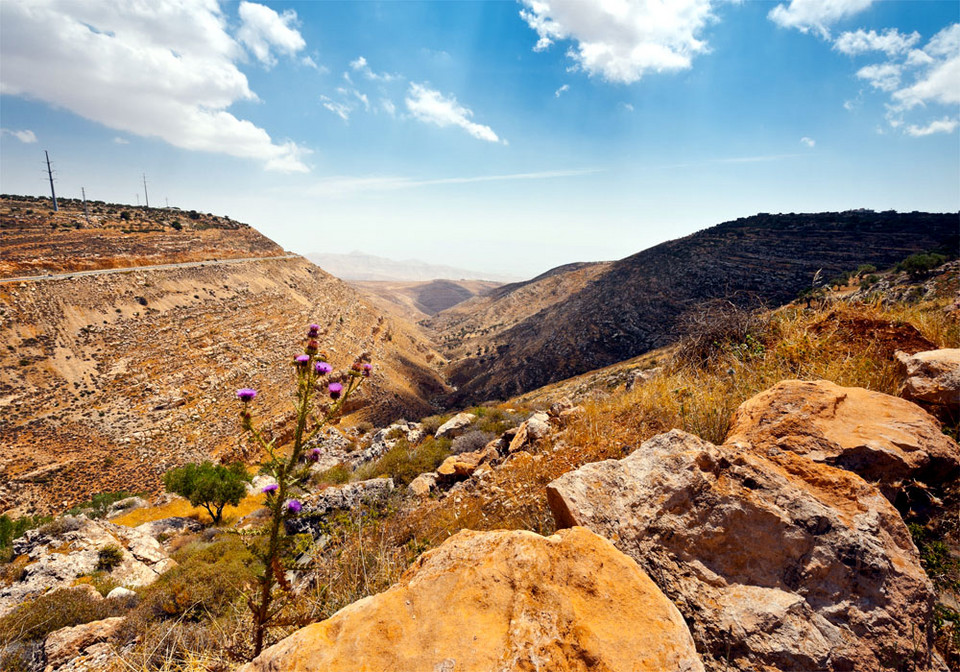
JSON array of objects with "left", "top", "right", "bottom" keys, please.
[{"left": 443, "top": 211, "right": 959, "bottom": 403}]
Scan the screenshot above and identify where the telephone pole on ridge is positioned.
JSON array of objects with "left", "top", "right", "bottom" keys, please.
[
  {"left": 142, "top": 174, "right": 150, "bottom": 209},
  {"left": 45, "top": 150, "right": 58, "bottom": 212}
]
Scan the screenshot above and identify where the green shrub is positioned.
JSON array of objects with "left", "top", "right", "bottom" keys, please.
[
  {"left": 96, "top": 544, "right": 124, "bottom": 571},
  {"left": 896, "top": 252, "right": 948, "bottom": 279},
  {"left": 353, "top": 437, "right": 452, "bottom": 486},
  {"left": 0, "top": 587, "right": 125, "bottom": 644},
  {"left": 312, "top": 463, "right": 352, "bottom": 486},
  {"left": 67, "top": 491, "right": 134, "bottom": 519},
  {"left": 0, "top": 515, "right": 49, "bottom": 562},
  {"left": 129, "top": 537, "right": 257, "bottom": 624},
  {"left": 162, "top": 462, "right": 250, "bottom": 524},
  {"left": 419, "top": 414, "right": 451, "bottom": 437}
]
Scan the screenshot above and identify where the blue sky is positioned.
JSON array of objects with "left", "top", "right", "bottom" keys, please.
[{"left": 1, "top": 0, "right": 957, "bottom": 278}]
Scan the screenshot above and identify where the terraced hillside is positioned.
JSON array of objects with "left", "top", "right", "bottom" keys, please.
[
  {"left": 0, "top": 198, "right": 448, "bottom": 516},
  {"left": 443, "top": 211, "right": 958, "bottom": 403}
]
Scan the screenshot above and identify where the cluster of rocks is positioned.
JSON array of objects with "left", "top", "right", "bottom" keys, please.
[
  {"left": 0, "top": 515, "right": 175, "bottom": 618},
  {"left": 244, "top": 349, "right": 958, "bottom": 671}
]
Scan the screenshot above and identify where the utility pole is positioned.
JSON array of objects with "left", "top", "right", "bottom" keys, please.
[
  {"left": 81, "top": 187, "right": 89, "bottom": 218},
  {"left": 45, "top": 150, "right": 58, "bottom": 212},
  {"left": 165, "top": 197, "right": 169, "bottom": 208},
  {"left": 142, "top": 173, "right": 150, "bottom": 209},
  {"left": 136, "top": 193, "right": 140, "bottom": 207}
]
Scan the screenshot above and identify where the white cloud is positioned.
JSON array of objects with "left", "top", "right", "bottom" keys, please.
[
  {"left": 800, "top": 136, "right": 815, "bottom": 147},
  {"left": 381, "top": 99, "right": 397, "bottom": 116},
  {"left": 905, "top": 117, "right": 958, "bottom": 136},
  {"left": 113, "top": 136, "right": 129, "bottom": 145},
  {"left": 834, "top": 28, "right": 920, "bottom": 57},
  {"left": 891, "top": 24, "right": 960, "bottom": 110},
  {"left": 349, "top": 55, "right": 398, "bottom": 82},
  {"left": 320, "top": 95, "right": 352, "bottom": 121},
  {"left": 620, "top": 102, "right": 635, "bottom": 112},
  {"left": 519, "top": 0, "right": 716, "bottom": 84},
  {"left": 309, "top": 169, "right": 600, "bottom": 197},
  {"left": 555, "top": 84, "right": 570, "bottom": 97},
  {"left": 0, "top": 128, "right": 37, "bottom": 143},
  {"left": 236, "top": 1, "right": 305, "bottom": 67},
  {"left": 405, "top": 83, "right": 502, "bottom": 143},
  {"left": 0, "top": 0, "right": 308, "bottom": 172},
  {"left": 857, "top": 63, "right": 902, "bottom": 92},
  {"left": 768, "top": 0, "right": 874, "bottom": 38}
]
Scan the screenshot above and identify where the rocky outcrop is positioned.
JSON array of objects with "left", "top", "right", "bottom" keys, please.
[
  {"left": 134, "top": 516, "right": 203, "bottom": 540},
  {"left": 43, "top": 616, "right": 124, "bottom": 671},
  {"left": 285, "top": 479, "right": 394, "bottom": 537},
  {"left": 725, "top": 380, "right": 960, "bottom": 491},
  {"left": 435, "top": 412, "right": 475, "bottom": 439},
  {"left": 238, "top": 527, "right": 704, "bottom": 672},
  {"left": 896, "top": 349, "right": 960, "bottom": 411},
  {"left": 0, "top": 515, "right": 175, "bottom": 617},
  {"left": 436, "top": 444, "right": 499, "bottom": 484},
  {"left": 547, "top": 429, "right": 943, "bottom": 672}
]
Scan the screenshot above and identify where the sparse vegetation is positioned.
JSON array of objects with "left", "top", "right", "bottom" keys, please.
[
  {"left": 353, "top": 436, "right": 452, "bottom": 485},
  {"left": 67, "top": 491, "right": 135, "bottom": 519}
]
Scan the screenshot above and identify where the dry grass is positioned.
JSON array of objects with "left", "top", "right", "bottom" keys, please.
[{"left": 112, "top": 494, "right": 266, "bottom": 528}]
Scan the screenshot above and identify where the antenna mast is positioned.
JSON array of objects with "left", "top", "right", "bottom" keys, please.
[
  {"left": 45, "top": 150, "right": 58, "bottom": 212},
  {"left": 142, "top": 173, "right": 150, "bottom": 209}
]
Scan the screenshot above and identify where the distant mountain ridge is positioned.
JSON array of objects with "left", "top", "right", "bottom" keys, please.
[
  {"left": 307, "top": 251, "right": 522, "bottom": 283},
  {"left": 441, "top": 210, "right": 959, "bottom": 404}
]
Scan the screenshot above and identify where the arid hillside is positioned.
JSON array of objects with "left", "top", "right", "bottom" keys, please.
[
  {"left": 0, "top": 199, "right": 448, "bottom": 516},
  {"left": 0, "top": 195, "right": 283, "bottom": 277},
  {"left": 428, "top": 262, "right": 613, "bottom": 361},
  {"left": 442, "top": 211, "right": 958, "bottom": 403},
  {"left": 352, "top": 279, "right": 501, "bottom": 323}
]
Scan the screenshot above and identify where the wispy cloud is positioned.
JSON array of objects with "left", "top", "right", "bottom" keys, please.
[
  {"left": 657, "top": 153, "right": 806, "bottom": 169},
  {"left": 555, "top": 84, "right": 569, "bottom": 98},
  {"left": 309, "top": 169, "right": 601, "bottom": 197},
  {"left": 905, "top": 117, "right": 958, "bottom": 136},
  {"left": 800, "top": 137, "right": 816, "bottom": 147},
  {"left": 1, "top": 128, "right": 37, "bottom": 143},
  {"left": 405, "top": 83, "right": 502, "bottom": 143},
  {"left": 349, "top": 56, "right": 399, "bottom": 82}
]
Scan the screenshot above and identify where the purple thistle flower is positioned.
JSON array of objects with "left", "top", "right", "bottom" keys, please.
[
  {"left": 287, "top": 499, "right": 302, "bottom": 514},
  {"left": 362, "top": 363, "right": 373, "bottom": 377},
  {"left": 294, "top": 354, "right": 310, "bottom": 367},
  {"left": 309, "top": 448, "right": 321, "bottom": 462},
  {"left": 261, "top": 483, "right": 278, "bottom": 494},
  {"left": 328, "top": 382, "right": 343, "bottom": 400},
  {"left": 236, "top": 388, "right": 257, "bottom": 403},
  {"left": 315, "top": 361, "right": 332, "bottom": 375},
  {"left": 307, "top": 323, "right": 320, "bottom": 338}
]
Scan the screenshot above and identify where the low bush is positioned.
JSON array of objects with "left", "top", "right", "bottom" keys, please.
[
  {"left": 0, "top": 514, "right": 49, "bottom": 562},
  {"left": 0, "top": 587, "right": 125, "bottom": 645},
  {"left": 419, "top": 414, "right": 451, "bottom": 437},
  {"left": 451, "top": 430, "right": 495, "bottom": 455},
  {"left": 353, "top": 437, "right": 452, "bottom": 486},
  {"left": 311, "top": 463, "right": 352, "bottom": 487},
  {"left": 67, "top": 491, "right": 134, "bottom": 519},
  {"left": 96, "top": 544, "right": 124, "bottom": 571}
]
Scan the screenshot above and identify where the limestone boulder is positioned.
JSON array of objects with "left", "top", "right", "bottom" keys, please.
[
  {"left": 547, "top": 429, "right": 944, "bottom": 672},
  {"left": 436, "top": 444, "right": 499, "bottom": 484},
  {"left": 725, "top": 379, "right": 959, "bottom": 490},
  {"left": 1, "top": 516, "right": 176, "bottom": 618},
  {"left": 435, "top": 412, "right": 475, "bottom": 439},
  {"left": 285, "top": 478, "right": 393, "bottom": 537},
  {"left": 407, "top": 472, "right": 438, "bottom": 497},
  {"left": 44, "top": 616, "right": 124, "bottom": 671},
  {"left": 238, "top": 527, "right": 703, "bottom": 672},
  {"left": 896, "top": 348, "right": 960, "bottom": 410}
]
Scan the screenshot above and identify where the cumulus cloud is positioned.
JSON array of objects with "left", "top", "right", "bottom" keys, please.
[
  {"left": 405, "top": 83, "right": 501, "bottom": 143},
  {"left": 892, "top": 24, "right": 960, "bottom": 110},
  {"left": 768, "top": 0, "right": 874, "bottom": 38},
  {"left": 905, "top": 117, "right": 958, "bottom": 136},
  {"left": 519, "top": 0, "right": 715, "bottom": 84},
  {"left": 800, "top": 136, "right": 815, "bottom": 147},
  {"left": 350, "top": 56, "right": 398, "bottom": 82},
  {"left": 555, "top": 84, "right": 570, "bottom": 97},
  {"left": 834, "top": 28, "right": 920, "bottom": 56},
  {"left": 0, "top": 0, "right": 308, "bottom": 172},
  {"left": 857, "top": 63, "right": 902, "bottom": 92},
  {"left": 236, "top": 1, "right": 306, "bottom": 67},
  {"left": 0, "top": 128, "right": 37, "bottom": 143}
]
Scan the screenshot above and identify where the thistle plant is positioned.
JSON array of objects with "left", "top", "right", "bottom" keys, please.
[{"left": 237, "top": 323, "right": 371, "bottom": 656}]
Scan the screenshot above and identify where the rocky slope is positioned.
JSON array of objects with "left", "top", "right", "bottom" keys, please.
[
  {"left": 442, "top": 211, "right": 958, "bottom": 403},
  {"left": 352, "top": 278, "right": 501, "bottom": 323},
  {"left": 0, "top": 199, "right": 448, "bottom": 516}
]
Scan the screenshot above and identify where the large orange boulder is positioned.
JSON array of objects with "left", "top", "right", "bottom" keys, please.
[
  {"left": 548, "top": 429, "right": 944, "bottom": 672},
  {"left": 239, "top": 527, "right": 703, "bottom": 672},
  {"left": 725, "top": 379, "right": 959, "bottom": 489}
]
